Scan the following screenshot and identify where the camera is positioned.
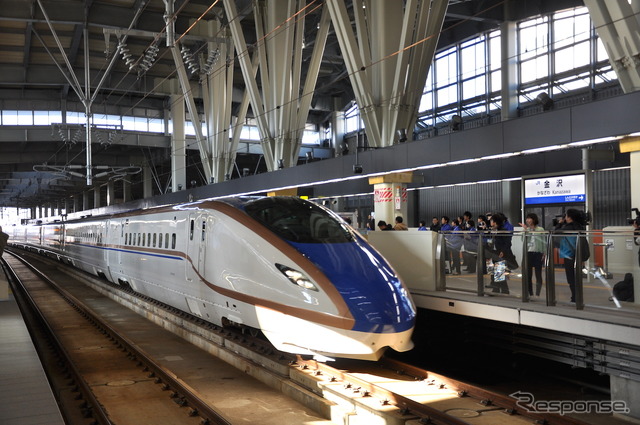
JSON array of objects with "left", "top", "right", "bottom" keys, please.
[
  {"left": 628, "top": 208, "right": 640, "bottom": 225},
  {"left": 552, "top": 214, "right": 564, "bottom": 227}
]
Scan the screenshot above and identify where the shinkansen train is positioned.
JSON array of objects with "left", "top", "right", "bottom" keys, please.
[{"left": 9, "top": 196, "right": 415, "bottom": 360}]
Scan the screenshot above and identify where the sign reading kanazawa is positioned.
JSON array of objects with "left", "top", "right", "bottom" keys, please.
[{"left": 524, "top": 174, "right": 586, "bottom": 205}]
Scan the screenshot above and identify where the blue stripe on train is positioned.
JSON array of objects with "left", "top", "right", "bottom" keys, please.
[{"left": 288, "top": 239, "right": 415, "bottom": 334}]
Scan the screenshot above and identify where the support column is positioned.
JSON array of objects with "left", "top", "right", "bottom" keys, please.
[
  {"left": 82, "top": 191, "right": 90, "bottom": 211},
  {"left": 369, "top": 173, "right": 412, "bottom": 228},
  {"left": 30, "top": 207, "right": 36, "bottom": 220},
  {"left": 93, "top": 186, "right": 101, "bottom": 209},
  {"left": 122, "top": 179, "right": 132, "bottom": 203},
  {"left": 143, "top": 165, "right": 153, "bottom": 198},
  {"left": 106, "top": 180, "right": 115, "bottom": 206},
  {"left": 170, "top": 94, "right": 187, "bottom": 192},
  {"left": 501, "top": 180, "right": 522, "bottom": 225},
  {"left": 584, "top": 0, "right": 640, "bottom": 93},
  {"left": 331, "top": 109, "right": 345, "bottom": 155},
  {"left": 500, "top": 19, "right": 518, "bottom": 120},
  {"left": 74, "top": 195, "right": 81, "bottom": 213}
]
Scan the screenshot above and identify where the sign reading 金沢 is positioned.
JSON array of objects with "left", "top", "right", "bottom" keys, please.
[{"left": 524, "top": 174, "right": 585, "bottom": 205}]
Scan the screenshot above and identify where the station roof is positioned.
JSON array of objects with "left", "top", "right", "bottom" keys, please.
[{"left": 0, "top": 0, "right": 582, "bottom": 209}]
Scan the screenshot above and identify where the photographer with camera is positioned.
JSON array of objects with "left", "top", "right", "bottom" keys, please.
[{"left": 554, "top": 209, "right": 589, "bottom": 303}]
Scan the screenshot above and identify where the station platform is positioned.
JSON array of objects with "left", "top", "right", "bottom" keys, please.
[{"left": 0, "top": 259, "right": 65, "bottom": 425}]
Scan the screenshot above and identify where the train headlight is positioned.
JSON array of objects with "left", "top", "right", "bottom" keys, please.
[{"left": 275, "top": 264, "right": 318, "bottom": 291}]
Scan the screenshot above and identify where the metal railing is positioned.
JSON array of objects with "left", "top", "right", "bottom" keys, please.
[{"left": 437, "top": 229, "right": 638, "bottom": 311}]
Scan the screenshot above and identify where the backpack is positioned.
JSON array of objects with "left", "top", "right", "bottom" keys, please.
[
  {"left": 579, "top": 235, "right": 590, "bottom": 262},
  {"left": 613, "top": 274, "right": 634, "bottom": 302}
]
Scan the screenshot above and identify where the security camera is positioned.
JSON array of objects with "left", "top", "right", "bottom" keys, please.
[{"left": 353, "top": 164, "right": 363, "bottom": 174}]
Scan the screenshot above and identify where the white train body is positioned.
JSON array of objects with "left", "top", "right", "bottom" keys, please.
[{"left": 9, "top": 197, "right": 416, "bottom": 360}]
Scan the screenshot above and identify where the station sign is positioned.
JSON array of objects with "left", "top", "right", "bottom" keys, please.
[{"left": 523, "top": 173, "right": 585, "bottom": 205}]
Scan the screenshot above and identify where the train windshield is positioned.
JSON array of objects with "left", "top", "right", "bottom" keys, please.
[{"left": 244, "top": 197, "right": 354, "bottom": 244}]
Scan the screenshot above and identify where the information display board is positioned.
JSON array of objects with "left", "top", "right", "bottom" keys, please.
[{"left": 523, "top": 173, "right": 586, "bottom": 205}]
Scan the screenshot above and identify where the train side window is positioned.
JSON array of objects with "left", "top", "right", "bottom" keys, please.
[
  {"left": 165, "top": 233, "right": 169, "bottom": 249},
  {"left": 137, "top": 233, "right": 141, "bottom": 246},
  {"left": 158, "top": 233, "right": 162, "bottom": 248},
  {"left": 153, "top": 233, "right": 157, "bottom": 248},
  {"left": 171, "top": 233, "right": 176, "bottom": 249},
  {"left": 201, "top": 221, "right": 206, "bottom": 241},
  {"left": 147, "top": 233, "right": 151, "bottom": 246},
  {"left": 142, "top": 233, "right": 146, "bottom": 246},
  {"left": 190, "top": 219, "right": 194, "bottom": 240}
]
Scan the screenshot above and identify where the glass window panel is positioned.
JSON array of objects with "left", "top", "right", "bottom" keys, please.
[
  {"left": 134, "top": 117, "right": 148, "bottom": 132},
  {"left": 302, "top": 130, "right": 320, "bottom": 145},
  {"left": 461, "top": 38, "right": 485, "bottom": 80},
  {"left": 148, "top": 118, "right": 163, "bottom": 133},
  {"left": 93, "top": 114, "right": 109, "bottom": 126},
  {"left": 555, "top": 41, "right": 590, "bottom": 73},
  {"left": 67, "top": 111, "right": 83, "bottom": 124},
  {"left": 33, "top": 111, "right": 50, "bottom": 125},
  {"left": 554, "top": 18, "right": 575, "bottom": 49},
  {"left": 596, "top": 37, "right": 609, "bottom": 62},
  {"left": 419, "top": 91, "right": 433, "bottom": 113},
  {"left": 574, "top": 13, "right": 591, "bottom": 42},
  {"left": 436, "top": 85, "right": 457, "bottom": 107},
  {"left": 490, "top": 70, "right": 501, "bottom": 92},
  {"left": 520, "top": 18, "right": 548, "bottom": 61},
  {"left": 462, "top": 75, "right": 486, "bottom": 100},
  {"left": 520, "top": 56, "right": 548, "bottom": 83},
  {"left": 49, "top": 111, "right": 63, "bottom": 123},
  {"left": 17, "top": 111, "right": 32, "bottom": 125},
  {"left": 122, "top": 116, "right": 135, "bottom": 130},
  {"left": 2, "top": 110, "right": 18, "bottom": 125},
  {"left": 435, "top": 48, "right": 457, "bottom": 86}
]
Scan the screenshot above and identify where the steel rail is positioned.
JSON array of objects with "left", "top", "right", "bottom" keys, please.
[
  {"left": 381, "top": 357, "right": 591, "bottom": 425},
  {"left": 4, "top": 249, "right": 233, "bottom": 425},
  {"left": 2, "top": 254, "right": 114, "bottom": 425}
]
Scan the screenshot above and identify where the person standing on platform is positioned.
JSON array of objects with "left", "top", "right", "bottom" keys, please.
[
  {"left": 463, "top": 219, "right": 478, "bottom": 273},
  {"left": 447, "top": 219, "right": 464, "bottom": 275},
  {"left": 377, "top": 220, "right": 394, "bottom": 231},
  {"left": 393, "top": 216, "right": 408, "bottom": 230},
  {"left": 519, "top": 213, "right": 546, "bottom": 296},
  {"left": 418, "top": 220, "right": 427, "bottom": 231},
  {"left": 485, "top": 214, "right": 516, "bottom": 294},
  {"left": 554, "top": 209, "right": 588, "bottom": 303},
  {"left": 430, "top": 217, "right": 441, "bottom": 231}
]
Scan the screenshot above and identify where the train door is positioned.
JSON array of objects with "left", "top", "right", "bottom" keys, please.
[
  {"left": 103, "top": 220, "right": 109, "bottom": 262},
  {"left": 186, "top": 214, "right": 197, "bottom": 281},
  {"left": 197, "top": 216, "right": 209, "bottom": 275},
  {"left": 119, "top": 220, "right": 126, "bottom": 265}
]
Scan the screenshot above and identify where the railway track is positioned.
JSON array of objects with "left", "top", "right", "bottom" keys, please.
[
  {"left": 3, "top": 251, "right": 233, "bottom": 425},
  {"left": 4, "top": 247, "right": 598, "bottom": 425}
]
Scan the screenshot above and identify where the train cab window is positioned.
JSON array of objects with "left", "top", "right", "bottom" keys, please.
[
  {"left": 244, "top": 197, "right": 354, "bottom": 244},
  {"left": 201, "top": 221, "right": 206, "bottom": 241},
  {"left": 171, "top": 233, "right": 176, "bottom": 249},
  {"left": 189, "top": 219, "right": 194, "bottom": 240},
  {"left": 165, "top": 233, "right": 169, "bottom": 249},
  {"left": 158, "top": 233, "right": 162, "bottom": 248}
]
